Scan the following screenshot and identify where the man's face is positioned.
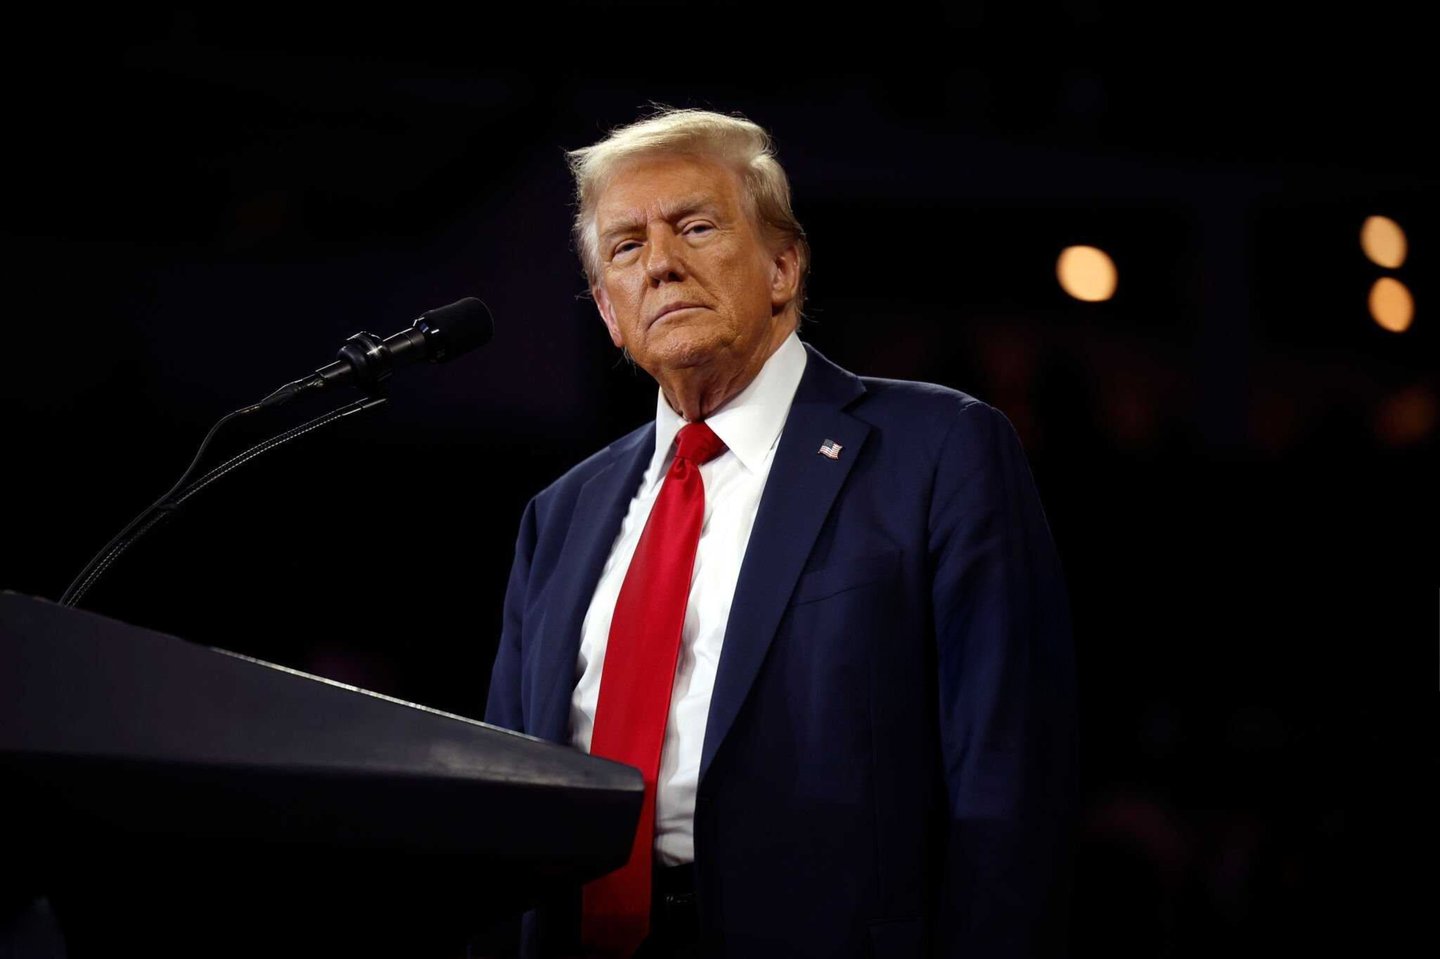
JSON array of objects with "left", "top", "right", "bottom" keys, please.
[{"left": 590, "top": 153, "right": 798, "bottom": 396}]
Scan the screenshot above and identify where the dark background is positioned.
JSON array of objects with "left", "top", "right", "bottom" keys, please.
[{"left": 4, "top": 5, "right": 1435, "bottom": 955}]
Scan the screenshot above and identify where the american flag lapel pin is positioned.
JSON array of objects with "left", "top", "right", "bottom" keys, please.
[{"left": 818, "top": 438, "right": 843, "bottom": 460}]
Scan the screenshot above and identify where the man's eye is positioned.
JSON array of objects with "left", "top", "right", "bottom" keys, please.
[
  {"left": 685, "top": 223, "right": 713, "bottom": 236},
  {"left": 613, "top": 241, "right": 640, "bottom": 257}
]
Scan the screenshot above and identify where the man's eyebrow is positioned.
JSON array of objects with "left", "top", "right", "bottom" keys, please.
[{"left": 598, "top": 196, "right": 722, "bottom": 245}]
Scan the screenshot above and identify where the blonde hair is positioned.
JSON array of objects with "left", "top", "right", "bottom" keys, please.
[{"left": 566, "top": 106, "right": 811, "bottom": 320}]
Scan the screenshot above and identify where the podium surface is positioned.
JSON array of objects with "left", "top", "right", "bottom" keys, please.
[{"left": 0, "top": 592, "right": 642, "bottom": 956}]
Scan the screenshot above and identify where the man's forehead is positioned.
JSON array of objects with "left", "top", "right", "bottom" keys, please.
[{"left": 594, "top": 155, "right": 742, "bottom": 226}]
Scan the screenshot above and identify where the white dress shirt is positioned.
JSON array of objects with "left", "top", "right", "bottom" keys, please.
[{"left": 569, "top": 331, "right": 808, "bottom": 865}]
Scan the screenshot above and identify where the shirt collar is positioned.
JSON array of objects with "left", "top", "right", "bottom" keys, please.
[{"left": 647, "top": 330, "right": 808, "bottom": 490}]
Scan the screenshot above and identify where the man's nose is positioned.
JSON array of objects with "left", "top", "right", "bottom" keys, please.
[{"left": 643, "top": 229, "right": 686, "bottom": 283}]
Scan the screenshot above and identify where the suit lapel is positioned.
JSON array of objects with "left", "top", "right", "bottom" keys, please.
[
  {"left": 699, "top": 345, "right": 869, "bottom": 785},
  {"left": 529, "top": 425, "right": 655, "bottom": 743}
]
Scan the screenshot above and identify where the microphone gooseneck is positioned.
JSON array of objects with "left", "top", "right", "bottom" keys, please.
[{"left": 60, "top": 296, "right": 493, "bottom": 608}]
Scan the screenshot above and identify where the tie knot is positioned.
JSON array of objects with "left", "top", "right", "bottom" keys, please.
[{"left": 675, "top": 421, "right": 727, "bottom": 465}]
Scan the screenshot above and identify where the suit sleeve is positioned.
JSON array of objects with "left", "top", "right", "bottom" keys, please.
[
  {"left": 928, "top": 401, "right": 1079, "bottom": 958},
  {"left": 483, "top": 496, "right": 539, "bottom": 733}
]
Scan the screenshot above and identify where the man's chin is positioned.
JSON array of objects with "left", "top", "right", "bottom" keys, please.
[{"left": 643, "top": 332, "right": 730, "bottom": 373}]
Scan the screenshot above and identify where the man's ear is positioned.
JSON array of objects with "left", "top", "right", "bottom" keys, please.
[
  {"left": 768, "top": 243, "right": 800, "bottom": 311},
  {"left": 593, "top": 284, "right": 624, "bottom": 348}
]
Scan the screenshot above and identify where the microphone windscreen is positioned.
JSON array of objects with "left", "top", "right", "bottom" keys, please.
[{"left": 418, "top": 297, "right": 494, "bottom": 358}]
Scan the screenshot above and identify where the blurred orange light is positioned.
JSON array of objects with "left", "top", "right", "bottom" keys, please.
[
  {"left": 1057, "top": 245, "right": 1117, "bottom": 302},
  {"left": 1360, "top": 215, "right": 1407, "bottom": 268},
  {"left": 1369, "top": 277, "right": 1414, "bottom": 332}
]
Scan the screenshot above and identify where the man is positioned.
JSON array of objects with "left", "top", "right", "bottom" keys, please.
[{"left": 484, "top": 108, "right": 1077, "bottom": 959}]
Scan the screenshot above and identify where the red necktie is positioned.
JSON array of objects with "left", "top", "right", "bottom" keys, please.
[{"left": 581, "top": 421, "right": 728, "bottom": 958}]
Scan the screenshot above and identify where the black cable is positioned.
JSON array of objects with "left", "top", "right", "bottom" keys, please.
[{"left": 59, "top": 391, "right": 386, "bottom": 609}]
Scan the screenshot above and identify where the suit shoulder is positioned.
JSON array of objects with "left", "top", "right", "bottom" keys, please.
[
  {"left": 526, "top": 421, "right": 653, "bottom": 512},
  {"left": 854, "top": 375, "right": 1004, "bottom": 435},
  {"left": 858, "top": 374, "right": 986, "bottom": 410}
]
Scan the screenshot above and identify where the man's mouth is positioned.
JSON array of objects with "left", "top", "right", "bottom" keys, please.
[{"left": 652, "top": 302, "right": 706, "bottom": 324}]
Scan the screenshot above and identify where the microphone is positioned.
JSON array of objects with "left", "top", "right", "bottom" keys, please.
[
  {"left": 60, "top": 297, "right": 494, "bottom": 608},
  {"left": 261, "top": 297, "right": 494, "bottom": 408}
]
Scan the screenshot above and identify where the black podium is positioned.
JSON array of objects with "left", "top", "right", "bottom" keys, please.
[{"left": 0, "top": 592, "right": 643, "bottom": 957}]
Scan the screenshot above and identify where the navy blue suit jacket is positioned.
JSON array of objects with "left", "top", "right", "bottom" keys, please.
[{"left": 484, "top": 343, "right": 1078, "bottom": 958}]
